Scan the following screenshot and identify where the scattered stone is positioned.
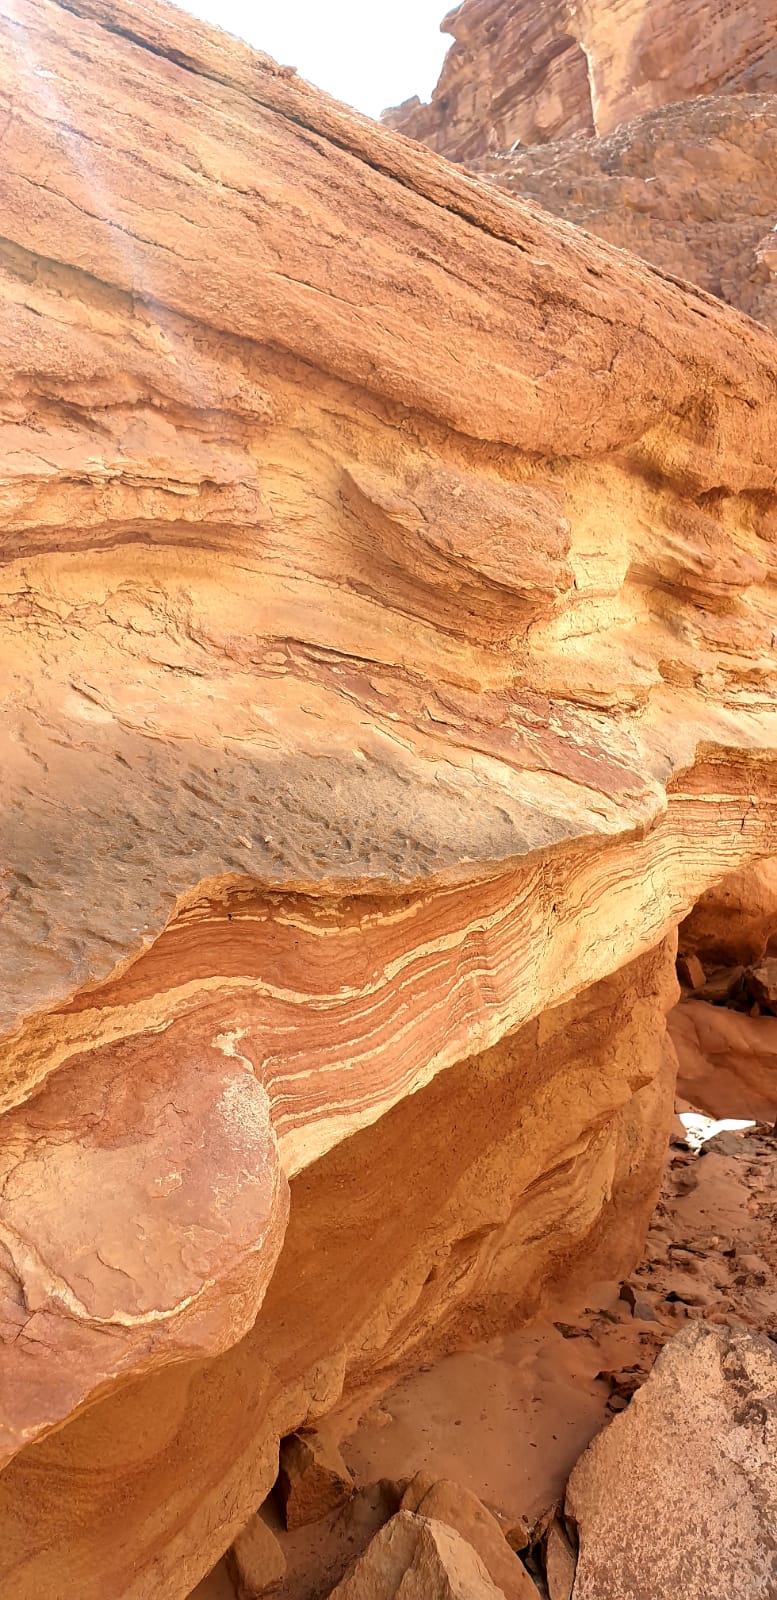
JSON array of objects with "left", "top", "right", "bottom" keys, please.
[
  {"left": 737, "top": 1253, "right": 769, "bottom": 1276},
  {"left": 596, "top": 1364, "right": 648, "bottom": 1410},
  {"left": 327, "top": 1510, "right": 505, "bottom": 1599},
  {"left": 619, "top": 1282, "right": 658, "bottom": 1321},
  {"left": 400, "top": 1474, "right": 537, "bottom": 1599},
  {"left": 226, "top": 1511, "right": 286, "bottom": 1599},
  {"left": 698, "top": 965, "right": 745, "bottom": 1006},
  {"left": 567, "top": 1324, "right": 777, "bottom": 1600},
  {"left": 500, "top": 1514, "right": 531, "bottom": 1553},
  {"left": 745, "top": 959, "right": 777, "bottom": 1014},
  {"left": 701, "top": 1130, "right": 747, "bottom": 1159},
  {"left": 676, "top": 953, "right": 706, "bottom": 991},
  {"left": 277, "top": 1429, "right": 353, "bottom": 1531}
]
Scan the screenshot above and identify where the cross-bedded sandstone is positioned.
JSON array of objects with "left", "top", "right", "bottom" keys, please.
[{"left": 0, "top": 1, "right": 776, "bottom": 1593}]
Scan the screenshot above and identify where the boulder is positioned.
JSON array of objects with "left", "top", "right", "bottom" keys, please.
[
  {"left": 618, "top": 1282, "right": 658, "bottom": 1321},
  {"left": 327, "top": 1511, "right": 505, "bottom": 1599},
  {"left": 567, "top": 1323, "right": 777, "bottom": 1599},
  {"left": 400, "top": 1474, "right": 537, "bottom": 1599},
  {"left": 676, "top": 954, "right": 706, "bottom": 992},
  {"left": 745, "top": 960, "right": 777, "bottom": 1015},
  {"left": 669, "top": 1001, "right": 777, "bottom": 1122},
  {"left": 277, "top": 1430, "right": 354, "bottom": 1530},
  {"left": 226, "top": 1512, "right": 286, "bottom": 1599}
]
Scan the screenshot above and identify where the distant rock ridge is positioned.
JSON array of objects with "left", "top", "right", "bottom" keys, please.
[
  {"left": 385, "top": 2, "right": 777, "bottom": 331},
  {"left": 385, "top": 0, "right": 777, "bottom": 159}
]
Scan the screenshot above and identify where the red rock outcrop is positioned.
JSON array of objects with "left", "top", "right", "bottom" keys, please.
[
  {"left": 383, "top": 0, "right": 594, "bottom": 160},
  {"left": 477, "top": 93, "right": 777, "bottom": 333},
  {"left": 0, "top": 0, "right": 777, "bottom": 1594},
  {"left": 669, "top": 1000, "right": 777, "bottom": 1122},
  {"left": 385, "top": 0, "right": 777, "bottom": 157}
]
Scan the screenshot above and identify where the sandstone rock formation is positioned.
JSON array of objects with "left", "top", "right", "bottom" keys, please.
[
  {"left": 226, "top": 1513, "right": 286, "bottom": 1600},
  {"left": 278, "top": 1430, "right": 354, "bottom": 1530},
  {"left": 670, "top": 1000, "right": 777, "bottom": 1122},
  {"left": 566, "top": 1322, "right": 777, "bottom": 1598},
  {"left": 399, "top": 1474, "right": 537, "bottom": 1599},
  {"left": 386, "top": 0, "right": 777, "bottom": 157},
  {"left": 477, "top": 94, "right": 777, "bottom": 335},
  {"left": 383, "top": 0, "right": 595, "bottom": 159},
  {"left": 0, "top": 0, "right": 777, "bottom": 1595},
  {"left": 389, "top": 6, "right": 777, "bottom": 333},
  {"left": 328, "top": 1511, "right": 505, "bottom": 1599}
]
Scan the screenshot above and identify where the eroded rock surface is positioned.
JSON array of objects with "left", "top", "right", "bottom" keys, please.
[
  {"left": 680, "top": 858, "right": 777, "bottom": 967},
  {"left": 327, "top": 1511, "right": 505, "bottom": 1600},
  {"left": 479, "top": 94, "right": 777, "bottom": 333},
  {"left": 566, "top": 1322, "right": 777, "bottom": 1599},
  {"left": 0, "top": 0, "right": 776, "bottom": 1595},
  {"left": 385, "top": 0, "right": 777, "bottom": 155}
]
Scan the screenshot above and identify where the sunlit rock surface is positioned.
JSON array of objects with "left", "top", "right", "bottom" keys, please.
[
  {"left": 0, "top": 0, "right": 776, "bottom": 1594},
  {"left": 385, "top": 0, "right": 777, "bottom": 157},
  {"left": 478, "top": 94, "right": 777, "bottom": 334}
]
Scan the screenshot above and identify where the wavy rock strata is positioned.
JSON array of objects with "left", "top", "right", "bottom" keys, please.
[{"left": 0, "top": 0, "right": 776, "bottom": 1594}]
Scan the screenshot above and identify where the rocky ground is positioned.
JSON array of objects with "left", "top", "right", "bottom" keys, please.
[{"left": 193, "top": 1067, "right": 777, "bottom": 1599}]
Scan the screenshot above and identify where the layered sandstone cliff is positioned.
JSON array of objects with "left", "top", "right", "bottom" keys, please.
[
  {"left": 386, "top": 0, "right": 777, "bottom": 159},
  {"left": 1, "top": 0, "right": 777, "bottom": 1596}
]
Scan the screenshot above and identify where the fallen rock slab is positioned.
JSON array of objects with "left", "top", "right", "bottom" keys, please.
[
  {"left": 567, "top": 1322, "right": 777, "bottom": 1599},
  {"left": 226, "top": 1511, "right": 286, "bottom": 1598},
  {"left": 400, "top": 1473, "right": 537, "bottom": 1599},
  {"left": 327, "top": 1511, "right": 506, "bottom": 1599},
  {"left": 278, "top": 1429, "right": 354, "bottom": 1530}
]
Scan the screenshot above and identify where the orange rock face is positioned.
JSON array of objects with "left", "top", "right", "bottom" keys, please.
[
  {"left": 386, "top": 0, "right": 777, "bottom": 155},
  {"left": 383, "top": 0, "right": 595, "bottom": 160},
  {"left": 0, "top": 941, "right": 680, "bottom": 1597},
  {"left": 0, "top": 0, "right": 776, "bottom": 1594},
  {"left": 679, "top": 858, "right": 777, "bottom": 967},
  {"left": 478, "top": 94, "right": 777, "bottom": 333}
]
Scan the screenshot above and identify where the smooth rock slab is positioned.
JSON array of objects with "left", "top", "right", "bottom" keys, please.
[
  {"left": 566, "top": 1322, "right": 777, "bottom": 1600},
  {"left": 0, "top": 1018, "right": 288, "bottom": 1463}
]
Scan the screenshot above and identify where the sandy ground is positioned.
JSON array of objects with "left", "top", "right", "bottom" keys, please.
[{"left": 191, "top": 1107, "right": 776, "bottom": 1599}]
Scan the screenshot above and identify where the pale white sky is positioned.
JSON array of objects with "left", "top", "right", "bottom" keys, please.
[{"left": 170, "top": 0, "right": 450, "bottom": 117}]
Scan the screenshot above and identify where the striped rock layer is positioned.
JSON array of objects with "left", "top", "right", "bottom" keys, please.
[{"left": 0, "top": 0, "right": 776, "bottom": 1593}]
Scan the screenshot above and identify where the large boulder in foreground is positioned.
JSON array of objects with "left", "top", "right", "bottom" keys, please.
[
  {"left": 400, "top": 1474, "right": 537, "bottom": 1599},
  {"left": 328, "top": 1511, "right": 505, "bottom": 1599},
  {"left": 566, "top": 1323, "right": 777, "bottom": 1599}
]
